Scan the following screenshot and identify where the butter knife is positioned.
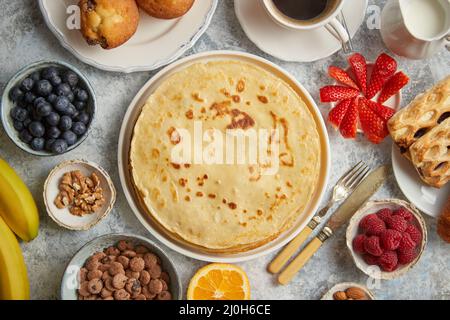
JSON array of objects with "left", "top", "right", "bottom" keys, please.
[{"left": 278, "top": 165, "right": 389, "bottom": 285}]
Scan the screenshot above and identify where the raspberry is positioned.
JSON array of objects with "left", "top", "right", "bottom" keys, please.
[
  {"left": 398, "top": 232, "right": 417, "bottom": 251},
  {"left": 364, "top": 236, "right": 384, "bottom": 256},
  {"left": 386, "top": 215, "right": 408, "bottom": 232},
  {"left": 398, "top": 248, "right": 417, "bottom": 265},
  {"left": 378, "top": 250, "right": 398, "bottom": 272},
  {"left": 376, "top": 208, "right": 393, "bottom": 222},
  {"left": 363, "top": 254, "right": 379, "bottom": 266},
  {"left": 352, "top": 234, "right": 366, "bottom": 254},
  {"left": 380, "top": 229, "right": 402, "bottom": 251},
  {"left": 359, "top": 214, "right": 378, "bottom": 230},
  {"left": 393, "top": 207, "right": 413, "bottom": 221},
  {"left": 405, "top": 224, "right": 422, "bottom": 244},
  {"left": 364, "top": 216, "right": 386, "bottom": 236}
]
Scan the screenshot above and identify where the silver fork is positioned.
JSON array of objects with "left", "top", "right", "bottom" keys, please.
[{"left": 268, "top": 161, "right": 370, "bottom": 274}]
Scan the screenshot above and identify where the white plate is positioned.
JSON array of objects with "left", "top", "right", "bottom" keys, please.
[
  {"left": 39, "top": 0, "right": 217, "bottom": 73},
  {"left": 234, "top": 0, "right": 368, "bottom": 62},
  {"left": 117, "top": 50, "right": 331, "bottom": 262},
  {"left": 392, "top": 145, "right": 449, "bottom": 218}
]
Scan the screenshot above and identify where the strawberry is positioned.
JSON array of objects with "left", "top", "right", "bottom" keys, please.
[
  {"left": 366, "top": 53, "right": 397, "bottom": 99},
  {"left": 339, "top": 98, "right": 359, "bottom": 139},
  {"left": 357, "top": 99, "right": 388, "bottom": 144},
  {"left": 320, "top": 85, "right": 359, "bottom": 103},
  {"left": 348, "top": 53, "right": 368, "bottom": 94},
  {"left": 377, "top": 71, "right": 409, "bottom": 104},
  {"left": 328, "top": 66, "right": 359, "bottom": 90},
  {"left": 328, "top": 99, "right": 352, "bottom": 129},
  {"left": 363, "top": 98, "right": 396, "bottom": 122}
]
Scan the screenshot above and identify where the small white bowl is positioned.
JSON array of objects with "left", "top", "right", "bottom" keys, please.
[
  {"left": 346, "top": 199, "right": 427, "bottom": 280},
  {"left": 321, "top": 282, "right": 375, "bottom": 300},
  {"left": 43, "top": 159, "right": 116, "bottom": 231}
]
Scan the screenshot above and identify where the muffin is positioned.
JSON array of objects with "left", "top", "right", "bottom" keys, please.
[
  {"left": 136, "top": 0, "right": 195, "bottom": 19},
  {"left": 79, "top": 0, "right": 140, "bottom": 49}
]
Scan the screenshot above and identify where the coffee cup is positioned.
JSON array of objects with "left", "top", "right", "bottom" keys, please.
[{"left": 262, "top": 0, "right": 351, "bottom": 51}]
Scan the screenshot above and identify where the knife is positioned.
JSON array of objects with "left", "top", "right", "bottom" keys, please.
[{"left": 277, "top": 165, "right": 389, "bottom": 285}]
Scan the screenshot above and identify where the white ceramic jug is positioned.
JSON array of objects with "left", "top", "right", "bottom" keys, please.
[{"left": 381, "top": 0, "right": 450, "bottom": 59}]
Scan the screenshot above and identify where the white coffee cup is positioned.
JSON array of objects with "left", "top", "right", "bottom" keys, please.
[{"left": 262, "top": 0, "right": 350, "bottom": 50}]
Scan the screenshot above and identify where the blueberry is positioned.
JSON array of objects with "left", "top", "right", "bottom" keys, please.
[
  {"left": 28, "top": 121, "right": 45, "bottom": 138},
  {"left": 13, "top": 120, "right": 24, "bottom": 131},
  {"left": 46, "top": 126, "right": 61, "bottom": 139},
  {"left": 46, "top": 112, "right": 60, "bottom": 126},
  {"left": 65, "top": 104, "right": 77, "bottom": 116},
  {"left": 23, "top": 118, "right": 32, "bottom": 128},
  {"left": 21, "top": 78, "right": 34, "bottom": 92},
  {"left": 30, "top": 71, "right": 41, "bottom": 82},
  {"left": 24, "top": 91, "right": 37, "bottom": 104},
  {"left": 59, "top": 116, "right": 72, "bottom": 131},
  {"left": 55, "top": 83, "right": 72, "bottom": 97},
  {"left": 62, "top": 70, "right": 79, "bottom": 88},
  {"left": 49, "top": 75, "right": 62, "bottom": 87},
  {"left": 9, "top": 87, "right": 24, "bottom": 102},
  {"left": 33, "top": 96, "right": 46, "bottom": 107},
  {"left": 72, "top": 122, "right": 87, "bottom": 136},
  {"left": 66, "top": 91, "right": 75, "bottom": 102},
  {"left": 35, "top": 80, "right": 53, "bottom": 96},
  {"left": 73, "top": 101, "right": 86, "bottom": 111},
  {"left": 51, "top": 139, "right": 68, "bottom": 154},
  {"left": 19, "top": 129, "right": 33, "bottom": 144},
  {"left": 54, "top": 96, "right": 70, "bottom": 113},
  {"left": 30, "top": 137, "right": 45, "bottom": 151},
  {"left": 75, "top": 112, "right": 90, "bottom": 125},
  {"left": 31, "top": 111, "right": 42, "bottom": 121},
  {"left": 47, "top": 93, "right": 58, "bottom": 104},
  {"left": 36, "top": 102, "right": 53, "bottom": 117},
  {"left": 75, "top": 89, "right": 89, "bottom": 102},
  {"left": 10, "top": 107, "right": 28, "bottom": 121},
  {"left": 62, "top": 130, "right": 77, "bottom": 146},
  {"left": 45, "top": 138, "right": 56, "bottom": 152},
  {"left": 42, "top": 67, "right": 59, "bottom": 80}
]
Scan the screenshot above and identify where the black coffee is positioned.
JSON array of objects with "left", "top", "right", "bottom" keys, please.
[{"left": 273, "top": 0, "right": 333, "bottom": 21}]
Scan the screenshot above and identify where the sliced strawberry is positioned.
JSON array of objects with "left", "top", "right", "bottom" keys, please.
[
  {"left": 377, "top": 71, "right": 409, "bottom": 104},
  {"left": 320, "top": 85, "right": 359, "bottom": 103},
  {"left": 328, "top": 66, "right": 359, "bottom": 90},
  {"left": 358, "top": 99, "right": 389, "bottom": 144},
  {"left": 339, "top": 98, "right": 359, "bottom": 139},
  {"left": 363, "top": 98, "right": 396, "bottom": 122},
  {"left": 348, "top": 53, "right": 368, "bottom": 94},
  {"left": 328, "top": 99, "right": 352, "bottom": 129},
  {"left": 366, "top": 53, "right": 397, "bottom": 99}
]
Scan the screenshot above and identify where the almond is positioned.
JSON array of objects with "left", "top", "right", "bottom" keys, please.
[
  {"left": 333, "top": 291, "right": 347, "bottom": 300},
  {"left": 345, "top": 287, "right": 366, "bottom": 300}
]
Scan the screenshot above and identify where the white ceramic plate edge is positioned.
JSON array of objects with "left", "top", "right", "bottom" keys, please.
[
  {"left": 117, "top": 50, "right": 331, "bottom": 262},
  {"left": 38, "top": 0, "right": 218, "bottom": 73}
]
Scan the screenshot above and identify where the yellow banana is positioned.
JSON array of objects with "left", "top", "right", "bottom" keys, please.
[
  {"left": 0, "top": 214, "right": 30, "bottom": 300},
  {"left": 0, "top": 158, "right": 39, "bottom": 242}
]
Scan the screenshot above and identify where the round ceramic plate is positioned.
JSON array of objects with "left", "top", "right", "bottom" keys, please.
[
  {"left": 392, "top": 145, "right": 450, "bottom": 218},
  {"left": 39, "top": 0, "right": 217, "bottom": 73},
  {"left": 234, "top": 0, "right": 368, "bottom": 62},
  {"left": 118, "top": 50, "right": 330, "bottom": 262}
]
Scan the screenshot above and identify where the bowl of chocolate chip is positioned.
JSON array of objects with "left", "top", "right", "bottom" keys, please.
[{"left": 60, "top": 234, "right": 182, "bottom": 300}]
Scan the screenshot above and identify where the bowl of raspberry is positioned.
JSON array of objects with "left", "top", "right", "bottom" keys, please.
[{"left": 346, "top": 199, "right": 427, "bottom": 280}]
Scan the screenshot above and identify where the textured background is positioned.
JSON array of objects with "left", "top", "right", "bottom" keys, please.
[{"left": 0, "top": 0, "right": 449, "bottom": 300}]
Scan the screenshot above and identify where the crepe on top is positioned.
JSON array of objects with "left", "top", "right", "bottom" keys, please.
[{"left": 130, "top": 60, "right": 321, "bottom": 251}]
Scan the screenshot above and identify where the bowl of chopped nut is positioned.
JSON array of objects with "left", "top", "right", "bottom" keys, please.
[{"left": 43, "top": 159, "right": 116, "bottom": 230}]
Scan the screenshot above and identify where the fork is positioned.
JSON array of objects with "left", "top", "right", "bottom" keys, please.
[{"left": 268, "top": 161, "right": 370, "bottom": 274}]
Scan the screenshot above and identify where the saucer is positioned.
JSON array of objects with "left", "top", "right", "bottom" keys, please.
[{"left": 234, "top": 0, "right": 368, "bottom": 62}]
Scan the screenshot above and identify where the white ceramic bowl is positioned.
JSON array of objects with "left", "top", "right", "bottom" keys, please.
[
  {"left": 117, "top": 50, "right": 331, "bottom": 262},
  {"left": 60, "top": 233, "right": 182, "bottom": 300},
  {"left": 346, "top": 199, "right": 427, "bottom": 280},
  {"left": 43, "top": 159, "right": 116, "bottom": 231},
  {"left": 321, "top": 282, "right": 375, "bottom": 300}
]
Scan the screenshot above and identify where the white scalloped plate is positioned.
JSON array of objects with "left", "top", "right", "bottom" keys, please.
[{"left": 39, "top": 0, "right": 217, "bottom": 73}]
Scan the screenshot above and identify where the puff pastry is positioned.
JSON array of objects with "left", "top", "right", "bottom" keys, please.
[
  {"left": 388, "top": 76, "right": 450, "bottom": 156},
  {"left": 409, "top": 118, "right": 450, "bottom": 188}
]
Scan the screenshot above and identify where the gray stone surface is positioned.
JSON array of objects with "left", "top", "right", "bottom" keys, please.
[{"left": 0, "top": 0, "right": 449, "bottom": 300}]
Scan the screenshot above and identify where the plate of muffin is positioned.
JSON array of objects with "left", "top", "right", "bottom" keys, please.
[{"left": 39, "top": 0, "right": 218, "bottom": 72}]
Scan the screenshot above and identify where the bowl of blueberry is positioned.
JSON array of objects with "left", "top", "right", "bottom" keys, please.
[{"left": 1, "top": 60, "right": 95, "bottom": 156}]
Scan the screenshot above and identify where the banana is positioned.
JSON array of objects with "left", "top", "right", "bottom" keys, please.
[
  {"left": 0, "top": 214, "right": 30, "bottom": 300},
  {"left": 0, "top": 158, "right": 39, "bottom": 242}
]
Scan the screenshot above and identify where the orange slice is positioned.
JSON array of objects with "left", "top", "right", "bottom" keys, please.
[{"left": 187, "top": 263, "right": 251, "bottom": 300}]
